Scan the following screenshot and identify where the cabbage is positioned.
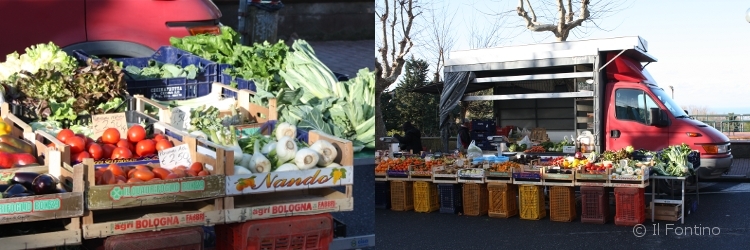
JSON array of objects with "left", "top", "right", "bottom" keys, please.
[{"left": 0, "top": 42, "right": 78, "bottom": 82}]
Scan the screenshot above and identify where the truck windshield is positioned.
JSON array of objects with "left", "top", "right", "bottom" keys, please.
[{"left": 650, "top": 88, "right": 690, "bottom": 118}]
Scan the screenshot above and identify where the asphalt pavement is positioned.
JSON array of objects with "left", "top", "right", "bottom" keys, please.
[{"left": 375, "top": 183, "right": 750, "bottom": 249}]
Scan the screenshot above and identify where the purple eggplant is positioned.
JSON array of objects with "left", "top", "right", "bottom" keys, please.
[
  {"left": 32, "top": 174, "right": 59, "bottom": 195},
  {"left": 10, "top": 172, "right": 41, "bottom": 191},
  {"left": 3, "top": 184, "right": 29, "bottom": 197}
]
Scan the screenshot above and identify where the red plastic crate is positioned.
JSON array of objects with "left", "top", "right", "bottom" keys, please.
[
  {"left": 104, "top": 226, "right": 204, "bottom": 250},
  {"left": 614, "top": 187, "right": 645, "bottom": 226},
  {"left": 215, "top": 213, "right": 334, "bottom": 250},
  {"left": 580, "top": 186, "right": 609, "bottom": 224}
]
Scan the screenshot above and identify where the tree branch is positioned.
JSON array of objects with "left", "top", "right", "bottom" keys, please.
[
  {"left": 564, "top": 0, "right": 590, "bottom": 30},
  {"left": 378, "top": 0, "right": 390, "bottom": 80},
  {"left": 566, "top": 0, "right": 573, "bottom": 23},
  {"left": 516, "top": 0, "right": 558, "bottom": 34},
  {"left": 556, "top": 0, "right": 565, "bottom": 35}
]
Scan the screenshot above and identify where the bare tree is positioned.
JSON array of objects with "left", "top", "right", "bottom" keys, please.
[
  {"left": 376, "top": 0, "right": 422, "bottom": 149},
  {"left": 420, "top": 1, "right": 457, "bottom": 83},
  {"left": 515, "top": 0, "right": 632, "bottom": 41}
]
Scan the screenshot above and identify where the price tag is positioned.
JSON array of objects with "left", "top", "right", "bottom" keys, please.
[
  {"left": 91, "top": 113, "right": 128, "bottom": 139},
  {"left": 562, "top": 146, "right": 576, "bottom": 154},
  {"left": 158, "top": 144, "right": 192, "bottom": 170},
  {"left": 170, "top": 107, "right": 192, "bottom": 130}
]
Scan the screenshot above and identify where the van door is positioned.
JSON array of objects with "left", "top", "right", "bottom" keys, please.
[
  {"left": 0, "top": 0, "right": 86, "bottom": 56},
  {"left": 606, "top": 85, "right": 669, "bottom": 151}
]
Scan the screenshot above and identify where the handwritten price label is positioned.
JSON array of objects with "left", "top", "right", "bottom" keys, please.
[
  {"left": 170, "top": 107, "right": 192, "bottom": 130},
  {"left": 91, "top": 113, "right": 128, "bottom": 139},
  {"left": 158, "top": 144, "right": 192, "bottom": 170}
]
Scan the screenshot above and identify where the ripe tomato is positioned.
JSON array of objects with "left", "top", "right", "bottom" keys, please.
[
  {"left": 186, "top": 170, "right": 198, "bottom": 177},
  {"left": 101, "top": 170, "right": 117, "bottom": 185},
  {"left": 101, "top": 144, "right": 116, "bottom": 159},
  {"left": 107, "top": 164, "right": 126, "bottom": 178},
  {"left": 151, "top": 167, "right": 171, "bottom": 179},
  {"left": 148, "top": 178, "right": 163, "bottom": 182},
  {"left": 198, "top": 170, "right": 209, "bottom": 176},
  {"left": 153, "top": 134, "right": 167, "bottom": 142},
  {"left": 135, "top": 139, "right": 156, "bottom": 157},
  {"left": 172, "top": 169, "right": 187, "bottom": 178},
  {"left": 127, "top": 125, "right": 147, "bottom": 144},
  {"left": 132, "top": 169, "right": 155, "bottom": 181},
  {"left": 115, "top": 175, "right": 127, "bottom": 183},
  {"left": 74, "top": 151, "right": 91, "bottom": 163},
  {"left": 155, "top": 140, "right": 173, "bottom": 152},
  {"left": 117, "top": 139, "right": 133, "bottom": 152},
  {"left": 135, "top": 165, "right": 150, "bottom": 171},
  {"left": 189, "top": 162, "right": 204, "bottom": 173},
  {"left": 88, "top": 143, "right": 104, "bottom": 160},
  {"left": 111, "top": 147, "right": 132, "bottom": 159},
  {"left": 67, "top": 136, "right": 86, "bottom": 154},
  {"left": 101, "top": 128, "right": 121, "bottom": 144},
  {"left": 127, "top": 178, "right": 143, "bottom": 183},
  {"left": 84, "top": 137, "right": 96, "bottom": 150},
  {"left": 165, "top": 173, "right": 180, "bottom": 180},
  {"left": 56, "top": 129, "right": 75, "bottom": 144}
]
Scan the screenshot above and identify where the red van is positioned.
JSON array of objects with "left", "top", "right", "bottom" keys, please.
[{"left": 0, "top": 0, "right": 222, "bottom": 58}]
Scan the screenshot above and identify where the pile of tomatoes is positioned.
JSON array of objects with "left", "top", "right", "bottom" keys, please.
[
  {"left": 95, "top": 162, "right": 211, "bottom": 185},
  {"left": 54, "top": 125, "right": 175, "bottom": 163}
]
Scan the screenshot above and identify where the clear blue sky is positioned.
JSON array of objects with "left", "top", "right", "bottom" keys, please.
[{"left": 386, "top": 0, "right": 750, "bottom": 114}]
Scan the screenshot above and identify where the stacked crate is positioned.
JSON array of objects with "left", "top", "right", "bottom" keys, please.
[{"left": 470, "top": 119, "right": 496, "bottom": 150}]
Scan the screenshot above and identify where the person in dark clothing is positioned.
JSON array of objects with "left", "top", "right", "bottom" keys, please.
[
  {"left": 457, "top": 123, "right": 471, "bottom": 152},
  {"left": 393, "top": 122, "right": 423, "bottom": 154}
]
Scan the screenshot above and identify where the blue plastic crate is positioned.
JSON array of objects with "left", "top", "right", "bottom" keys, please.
[
  {"left": 439, "top": 184, "right": 463, "bottom": 214},
  {"left": 73, "top": 46, "right": 221, "bottom": 101},
  {"left": 375, "top": 181, "right": 391, "bottom": 209}
]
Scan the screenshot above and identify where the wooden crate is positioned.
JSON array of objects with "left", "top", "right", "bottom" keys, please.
[
  {"left": 646, "top": 204, "right": 681, "bottom": 221},
  {"left": 74, "top": 131, "right": 228, "bottom": 239},
  {"left": 462, "top": 183, "right": 488, "bottom": 216},
  {"left": 488, "top": 183, "right": 518, "bottom": 218},
  {"left": 134, "top": 82, "right": 277, "bottom": 131},
  {"left": 0, "top": 155, "right": 85, "bottom": 249},
  {"left": 609, "top": 166, "right": 650, "bottom": 188},
  {"left": 223, "top": 130, "right": 354, "bottom": 223},
  {"left": 542, "top": 167, "right": 575, "bottom": 187}
]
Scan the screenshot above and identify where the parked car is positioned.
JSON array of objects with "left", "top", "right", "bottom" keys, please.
[{"left": 0, "top": 0, "right": 222, "bottom": 58}]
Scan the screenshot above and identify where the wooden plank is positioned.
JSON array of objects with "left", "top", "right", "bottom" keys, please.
[
  {"left": 82, "top": 209, "right": 224, "bottom": 239},
  {"left": 308, "top": 130, "right": 354, "bottom": 167},
  {"left": 226, "top": 166, "right": 354, "bottom": 196},
  {"left": 224, "top": 188, "right": 353, "bottom": 223},
  {"left": 0, "top": 192, "right": 84, "bottom": 224},
  {"left": 86, "top": 174, "right": 225, "bottom": 210},
  {"left": 0, "top": 229, "right": 81, "bottom": 249}
]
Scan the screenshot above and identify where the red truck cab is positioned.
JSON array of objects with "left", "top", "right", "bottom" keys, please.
[
  {"left": 0, "top": 0, "right": 222, "bottom": 58},
  {"left": 603, "top": 53, "right": 732, "bottom": 179}
]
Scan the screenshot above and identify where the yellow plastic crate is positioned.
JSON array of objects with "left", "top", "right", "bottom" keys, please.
[
  {"left": 488, "top": 183, "right": 518, "bottom": 218},
  {"left": 413, "top": 181, "right": 439, "bottom": 213},
  {"left": 549, "top": 186, "right": 577, "bottom": 222},
  {"left": 519, "top": 185, "right": 546, "bottom": 220}
]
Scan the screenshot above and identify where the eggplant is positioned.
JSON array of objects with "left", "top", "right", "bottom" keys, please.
[
  {"left": 32, "top": 174, "right": 59, "bottom": 195},
  {"left": 9, "top": 193, "right": 33, "bottom": 198},
  {"left": 11, "top": 172, "right": 41, "bottom": 191},
  {"left": 57, "top": 188, "right": 67, "bottom": 194},
  {"left": 0, "top": 184, "right": 9, "bottom": 193},
  {"left": 4, "top": 184, "right": 29, "bottom": 197}
]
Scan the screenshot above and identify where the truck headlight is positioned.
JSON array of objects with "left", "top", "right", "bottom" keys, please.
[{"left": 701, "top": 143, "right": 730, "bottom": 154}]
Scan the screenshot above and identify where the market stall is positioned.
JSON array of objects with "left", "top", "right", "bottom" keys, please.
[
  {"left": 375, "top": 142, "right": 700, "bottom": 227},
  {"left": 0, "top": 26, "right": 374, "bottom": 249}
]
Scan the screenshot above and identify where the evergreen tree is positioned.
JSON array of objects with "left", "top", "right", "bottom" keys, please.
[{"left": 392, "top": 57, "right": 440, "bottom": 136}]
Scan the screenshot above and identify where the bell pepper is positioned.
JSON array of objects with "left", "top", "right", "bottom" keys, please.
[{"left": 0, "top": 121, "right": 10, "bottom": 136}]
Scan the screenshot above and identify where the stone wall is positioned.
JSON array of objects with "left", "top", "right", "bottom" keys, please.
[{"left": 213, "top": 0, "right": 374, "bottom": 42}]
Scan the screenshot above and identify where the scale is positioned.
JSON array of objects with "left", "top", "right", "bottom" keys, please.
[
  {"left": 379, "top": 137, "right": 400, "bottom": 158},
  {"left": 487, "top": 135, "right": 509, "bottom": 157}
]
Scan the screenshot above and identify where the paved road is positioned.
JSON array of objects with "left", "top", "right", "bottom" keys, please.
[{"left": 375, "top": 182, "right": 750, "bottom": 249}]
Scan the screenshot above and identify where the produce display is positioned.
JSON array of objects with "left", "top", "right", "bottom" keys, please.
[
  {"left": 2, "top": 172, "right": 64, "bottom": 198},
  {"left": 94, "top": 162, "right": 210, "bottom": 185},
  {"left": 231, "top": 122, "right": 342, "bottom": 174},
  {"left": 0, "top": 132, "right": 39, "bottom": 169},
  {"left": 488, "top": 161, "right": 519, "bottom": 172},
  {"left": 52, "top": 125, "right": 173, "bottom": 164},
  {"left": 0, "top": 43, "right": 127, "bottom": 123}
]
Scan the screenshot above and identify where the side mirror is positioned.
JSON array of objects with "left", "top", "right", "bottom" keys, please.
[{"left": 649, "top": 108, "right": 669, "bottom": 127}]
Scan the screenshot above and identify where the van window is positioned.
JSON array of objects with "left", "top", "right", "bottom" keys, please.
[{"left": 615, "top": 88, "right": 658, "bottom": 124}]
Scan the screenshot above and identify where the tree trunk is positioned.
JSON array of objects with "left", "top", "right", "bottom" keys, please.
[{"left": 375, "top": 77, "right": 389, "bottom": 150}]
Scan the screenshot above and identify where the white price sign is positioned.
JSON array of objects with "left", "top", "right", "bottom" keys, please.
[{"left": 158, "top": 144, "right": 192, "bottom": 170}]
